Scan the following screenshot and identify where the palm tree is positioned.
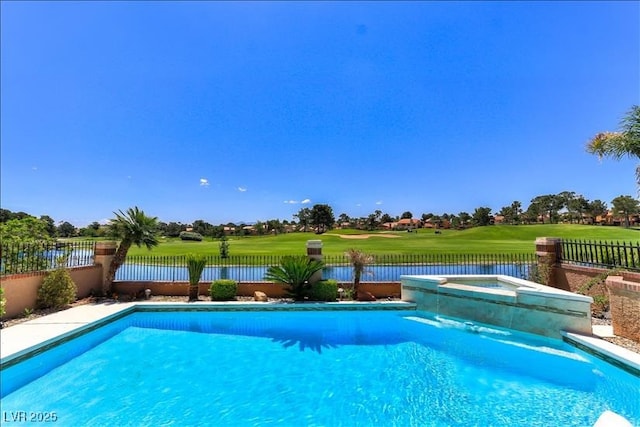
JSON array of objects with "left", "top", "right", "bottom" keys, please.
[
  {"left": 587, "top": 105, "right": 640, "bottom": 188},
  {"left": 186, "top": 254, "right": 207, "bottom": 301},
  {"left": 344, "top": 248, "right": 374, "bottom": 298},
  {"left": 104, "top": 206, "right": 159, "bottom": 295},
  {"left": 264, "top": 256, "right": 324, "bottom": 301}
]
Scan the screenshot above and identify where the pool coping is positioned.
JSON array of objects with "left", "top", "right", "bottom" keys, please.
[
  {"left": 1, "top": 301, "right": 639, "bottom": 378},
  {"left": 562, "top": 331, "right": 640, "bottom": 377}
]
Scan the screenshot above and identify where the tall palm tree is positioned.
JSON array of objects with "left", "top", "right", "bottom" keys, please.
[
  {"left": 104, "top": 206, "right": 159, "bottom": 295},
  {"left": 264, "top": 256, "right": 324, "bottom": 301},
  {"left": 587, "top": 105, "right": 640, "bottom": 188},
  {"left": 344, "top": 248, "right": 374, "bottom": 298}
]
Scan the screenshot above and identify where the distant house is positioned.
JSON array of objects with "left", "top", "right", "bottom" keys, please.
[
  {"left": 581, "top": 213, "right": 594, "bottom": 224},
  {"left": 423, "top": 218, "right": 451, "bottom": 229},
  {"left": 396, "top": 218, "right": 421, "bottom": 230},
  {"left": 596, "top": 210, "right": 639, "bottom": 227},
  {"left": 283, "top": 224, "right": 297, "bottom": 233}
]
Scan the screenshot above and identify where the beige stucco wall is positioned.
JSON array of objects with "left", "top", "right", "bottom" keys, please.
[
  {"left": 1, "top": 266, "right": 102, "bottom": 319},
  {"left": 113, "top": 281, "right": 401, "bottom": 300},
  {"left": 1, "top": 273, "right": 42, "bottom": 319}
]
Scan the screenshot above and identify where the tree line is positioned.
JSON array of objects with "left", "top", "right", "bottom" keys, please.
[
  {"left": 330, "top": 193, "right": 638, "bottom": 231},
  {"left": 0, "top": 191, "right": 638, "bottom": 243}
]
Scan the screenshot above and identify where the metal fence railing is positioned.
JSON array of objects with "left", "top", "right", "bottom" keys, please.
[
  {"left": 117, "top": 253, "right": 537, "bottom": 282},
  {"left": 5, "top": 238, "right": 637, "bottom": 279},
  {"left": 0, "top": 240, "right": 96, "bottom": 276},
  {"left": 559, "top": 239, "right": 640, "bottom": 272}
]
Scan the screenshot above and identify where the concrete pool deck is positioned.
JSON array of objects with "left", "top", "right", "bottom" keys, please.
[{"left": 1, "top": 301, "right": 639, "bottom": 376}]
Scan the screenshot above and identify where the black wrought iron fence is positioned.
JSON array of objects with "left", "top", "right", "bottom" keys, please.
[
  {"left": 0, "top": 240, "right": 96, "bottom": 276},
  {"left": 559, "top": 239, "right": 640, "bottom": 271},
  {"left": 117, "top": 253, "right": 537, "bottom": 282}
]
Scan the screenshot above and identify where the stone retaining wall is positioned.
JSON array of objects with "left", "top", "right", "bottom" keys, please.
[{"left": 606, "top": 276, "right": 640, "bottom": 342}]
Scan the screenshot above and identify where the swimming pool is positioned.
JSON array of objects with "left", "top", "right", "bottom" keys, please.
[{"left": 1, "top": 310, "right": 639, "bottom": 426}]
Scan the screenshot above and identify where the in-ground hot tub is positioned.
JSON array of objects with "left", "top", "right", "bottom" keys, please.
[{"left": 400, "top": 274, "right": 594, "bottom": 338}]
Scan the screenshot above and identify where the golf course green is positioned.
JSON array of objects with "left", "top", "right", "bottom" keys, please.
[{"left": 126, "top": 224, "right": 639, "bottom": 257}]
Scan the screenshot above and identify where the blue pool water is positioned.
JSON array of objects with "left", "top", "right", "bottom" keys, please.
[{"left": 1, "top": 311, "right": 639, "bottom": 426}]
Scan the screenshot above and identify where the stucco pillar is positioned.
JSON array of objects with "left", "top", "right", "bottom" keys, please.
[
  {"left": 534, "top": 237, "right": 561, "bottom": 286},
  {"left": 94, "top": 241, "right": 117, "bottom": 294},
  {"left": 606, "top": 276, "right": 640, "bottom": 342},
  {"left": 306, "top": 240, "right": 323, "bottom": 283}
]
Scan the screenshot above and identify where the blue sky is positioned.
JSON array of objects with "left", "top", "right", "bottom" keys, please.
[{"left": 1, "top": 1, "right": 638, "bottom": 226}]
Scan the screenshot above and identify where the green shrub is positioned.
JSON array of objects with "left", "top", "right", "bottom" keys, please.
[
  {"left": 592, "top": 294, "right": 610, "bottom": 315},
  {"left": 309, "top": 279, "right": 338, "bottom": 302},
  {"left": 527, "top": 262, "right": 552, "bottom": 286},
  {"left": 179, "top": 231, "right": 203, "bottom": 241},
  {"left": 263, "top": 256, "right": 324, "bottom": 301},
  {"left": 210, "top": 279, "right": 237, "bottom": 301},
  {"left": 0, "top": 287, "right": 5, "bottom": 317},
  {"left": 37, "top": 268, "right": 77, "bottom": 309}
]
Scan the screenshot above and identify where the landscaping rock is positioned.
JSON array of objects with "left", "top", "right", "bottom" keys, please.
[
  {"left": 254, "top": 291, "right": 268, "bottom": 302},
  {"left": 357, "top": 291, "right": 376, "bottom": 301}
]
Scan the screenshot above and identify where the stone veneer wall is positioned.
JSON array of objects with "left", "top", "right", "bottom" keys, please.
[
  {"left": 553, "top": 264, "right": 640, "bottom": 294},
  {"left": 536, "top": 237, "right": 640, "bottom": 343},
  {"left": 606, "top": 276, "right": 640, "bottom": 342}
]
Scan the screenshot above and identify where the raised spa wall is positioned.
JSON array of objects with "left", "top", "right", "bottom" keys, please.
[{"left": 401, "top": 275, "right": 594, "bottom": 339}]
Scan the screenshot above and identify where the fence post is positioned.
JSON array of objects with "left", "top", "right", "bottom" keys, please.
[
  {"left": 306, "top": 240, "right": 323, "bottom": 283},
  {"left": 535, "top": 237, "right": 561, "bottom": 286},
  {"left": 94, "top": 241, "right": 117, "bottom": 293}
]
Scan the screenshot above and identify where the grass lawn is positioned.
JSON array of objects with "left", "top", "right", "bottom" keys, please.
[{"left": 125, "top": 224, "right": 640, "bottom": 257}]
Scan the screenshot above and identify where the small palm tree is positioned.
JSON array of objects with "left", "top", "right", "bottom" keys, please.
[
  {"left": 264, "top": 256, "right": 324, "bottom": 301},
  {"left": 587, "top": 105, "right": 640, "bottom": 189},
  {"left": 345, "top": 248, "right": 374, "bottom": 297},
  {"left": 104, "top": 207, "right": 159, "bottom": 295},
  {"left": 187, "top": 254, "right": 208, "bottom": 301}
]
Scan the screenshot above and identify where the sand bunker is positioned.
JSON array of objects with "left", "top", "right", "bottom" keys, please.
[{"left": 326, "top": 233, "right": 401, "bottom": 239}]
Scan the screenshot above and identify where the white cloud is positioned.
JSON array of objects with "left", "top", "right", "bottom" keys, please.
[
  {"left": 200, "top": 178, "right": 209, "bottom": 187},
  {"left": 356, "top": 203, "right": 362, "bottom": 207},
  {"left": 238, "top": 187, "right": 247, "bottom": 192},
  {"left": 376, "top": 201, "right": 383, "bottom": 205},
  {"left": 285, "top": 198, "right": 310, "bottom": 204},
  {"left": 32, "top": 166, "right": 38, "bottom": 171}
]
